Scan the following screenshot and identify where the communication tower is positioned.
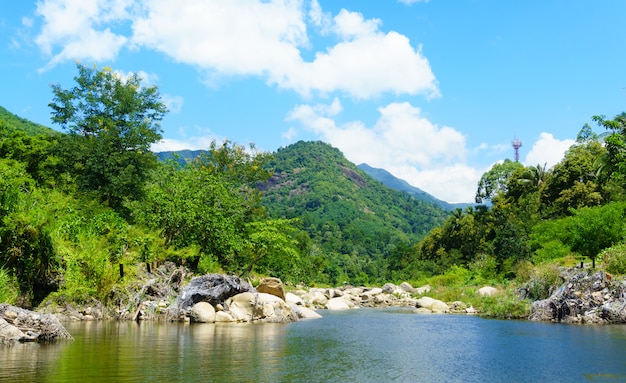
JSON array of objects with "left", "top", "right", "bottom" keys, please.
[{"left": 512, "top": 137, "right": 522, "bottom": 162}]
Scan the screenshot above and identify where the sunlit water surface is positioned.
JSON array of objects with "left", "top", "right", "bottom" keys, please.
[{"left": 2, "top": 308, "right": 626, "bottom": 382}]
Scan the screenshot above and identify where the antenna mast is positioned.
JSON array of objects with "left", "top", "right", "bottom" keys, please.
[{"left": 512, "top": 137, "right": 522, "bottom": 162}]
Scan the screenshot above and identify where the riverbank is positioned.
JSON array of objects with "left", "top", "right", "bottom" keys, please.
[{"left": 3, "top": 261, "right": 626, "bottom": 343}]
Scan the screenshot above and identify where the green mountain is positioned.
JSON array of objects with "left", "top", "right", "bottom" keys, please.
[
  {"left": 0, "top": 106, "right": 58, "bottom": 137},
  {"left": 259, "top": 141, "right": 449, "bottom": 276},
  {"left": 357, "top": 163, "right": 474, "bottom": 211}
]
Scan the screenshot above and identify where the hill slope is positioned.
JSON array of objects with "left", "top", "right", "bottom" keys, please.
[
  {"left": 0, "top": 106, "right": 58, "bottom": 137},
  {"left": 259, "top": 141, "right": 449, "bottom": 281},
  {"left": 357, "top": 163, "right": 473, "bottom": 210}
]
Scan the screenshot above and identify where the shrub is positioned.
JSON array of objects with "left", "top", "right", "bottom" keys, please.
[
  {"left": 602, "top": 243, "right": 626, "bottom": 275},
  {"left": 480, "top": 294, "right": 530, "bottom": 319},
  {"left": 0, "top": 268, "right": 19, "bottom": 304}
]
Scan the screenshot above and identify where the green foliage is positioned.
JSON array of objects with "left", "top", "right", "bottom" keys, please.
[
  {"left": 479, "top": 295, "right": 530, "bottom": 319},
  {"left": 565, "top": 202, "right": 626, "bottom": 268},
  {"left": 0, "top": 268, "right": 19, "bottom": 304},
  {"left": 601, "top": 243, "right": 626, "bottom": 275},
  {"left": 475, "top": 159, "right": 524, "bottom": 203},
  {"left": 0, "top": 105, "right": 58, "bottom": 137},
  {"left": 49, "top": 63, "right": 167, "bottom": 211},
  {"left": 261, "top": 141, "right": 448, "bottom": 284}
]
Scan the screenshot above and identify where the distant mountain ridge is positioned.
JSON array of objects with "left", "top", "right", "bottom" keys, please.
[{"left": 357, "top": 164, "right": 472, "bottom": 211}]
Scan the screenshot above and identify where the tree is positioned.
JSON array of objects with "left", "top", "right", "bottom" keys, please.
[
  {"left": 564, "top": 202, "right": 626, "bottom": 268},
  {"left": 475, "top": 159, "right": 524, "bottom": 204},
  {"left": 593, "top": 113, "right": 626, "bottom": 180},
  {"left": 49, "top": 63, "right": 167, "bottom": 211},
  {"left": 137, "top": 141, "right": 277, "bottom": 273}
]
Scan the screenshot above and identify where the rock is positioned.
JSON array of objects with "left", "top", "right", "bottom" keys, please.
[
  {"left": 290, "top": 305, "right": 323, "bottom": 320},
  {"left": 168, "top": 274, "right": 254, "bottom": 320},
  {"left": 529, "top": 270, "right": 626, "bottom": 324},
  {"left": 415, "top": 284, "right": 431, "bottom": 294},
  {"left": 0, "top": 304, "right": 73, "bottom": 342},
  {"left": 286, "top": 292, "right": 304, "bottom": 306},
  {"left": 326, "top": 297, "right": 351, "bottom": 310},
  {"left": 400, "top": 282, "right": 415, "bottom": 293},
  {"left": 215, "top": 311, "right": 236, "bottom": 322},
  {"left": 303, "top": 290, "right": 328, "bottom": 307},
  {"left": 414, "top": 307, "right": 433, "bottom": 314},
  {"left": 382, "top": 283, "right": 397, "bottom": 294},
  {"left": 189, "top": 302, "right": 216, "bottom": 323},
  {"left": 477, "top": 286, "right": 498, "bottom": 297},
  {"left": 225, "top": 292, "right": 298, "bottom": 323},
  {"left": 415, "top": 297, "right": 449, "bottom": 313},
  {"left": 0, "top": 317, "right": 26, "bottom": 343},
  {"left": 449, "top": 301, "right": 468, "bottom": 313},
  {"left": 256, "top": 277, "right": 286, "bottom": 301}
]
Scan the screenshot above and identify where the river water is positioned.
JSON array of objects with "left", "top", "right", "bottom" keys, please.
[{"left": 1, "top": 308, "right": 626, "bottom": 382}]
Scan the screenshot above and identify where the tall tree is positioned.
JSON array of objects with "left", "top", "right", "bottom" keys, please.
[{"left": 49, "top": 63, "right": 167, "bottom": 211}]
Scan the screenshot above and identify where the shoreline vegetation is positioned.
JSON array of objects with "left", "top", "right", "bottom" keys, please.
[{"left": 2, "top": 259, "right": 625, "bottom": 344}]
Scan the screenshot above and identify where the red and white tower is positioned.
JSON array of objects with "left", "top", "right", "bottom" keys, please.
[{"left": 512, "top": 137, "right": 522, "bottom": 162}]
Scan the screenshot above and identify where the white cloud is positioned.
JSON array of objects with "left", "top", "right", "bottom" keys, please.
[
  {"left": 161, "top": 94, "right": 184, "bottom": 114},
  {"left": 287, "top": 99, "right": 477, "bottom": 203},
  {"left": 282, "top": 127, "right": 298, "bottom": 142},
  {"left": 151, "top": 135, "right": 222, "bottom": 152},
  {"left": 523, "top": 132, "right": 575, "bottom": 170},
  {"left": 34, "top": 0, "right": 131, "bottom": 69},
  {"left": 32, "top": 0, "right": 439, "bottom": 99}
]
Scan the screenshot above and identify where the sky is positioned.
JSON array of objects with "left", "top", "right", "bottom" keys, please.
[{"left": 1, "top": 1, "right": 626, "bottom": 203}]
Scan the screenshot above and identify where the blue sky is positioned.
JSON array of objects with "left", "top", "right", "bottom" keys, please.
[{"left": 1, "top": 0, "right": 625, "bottom": 203}]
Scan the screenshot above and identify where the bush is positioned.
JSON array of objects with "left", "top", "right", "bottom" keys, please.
[
  {"left": 602, "top": 243, "right": 626, "bottom": 275},
  {"left": 469, "top": 254, "right": 499, "bottom": 284},
  {"left": 480, "top": 294, "right": 530, "bottom": 319},
  {"left": 523, "top": 264, "right": 563, "bottom": 301},
  {"left": 0, "top": 268, "right": 19, "bottom": 304}
]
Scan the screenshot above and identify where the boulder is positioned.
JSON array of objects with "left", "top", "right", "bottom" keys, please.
[
  {"left": 0, "top": 317, "right": 26, "bottom": 343},
  {"left": 286, "top": 292, "right": 304, "bottom": 306},
  {"left": 0, "top": 304, "right": 73, "bottom": 342},
  {"left": 326, "top": 297, "right": 351, "bottom": 310},
  {"left": 226, "top": 292, "right": 298, "bottom": 323},
  {"left": 168, "top": 274, "right": 254, "bottom": 320},
  {"left": 382, "top": 283, "right": 397, "bottom": 294},
  {"left": 415, "top": 284, "right": 431, "bottom": 294},
  {"left": 415, "top": 297, "right": 449, "bottom": 313},
  {"left": 400, "top": 282, "right": 415, "bottom": 293},
  {"left": 290, "top": 305, "right": 323, "bottom": 320},
  {"left": 256, "top": 277, "right": 286, "bottom": 301},
  {"left": 189, "top": 302, "right": 216, "bottom": 323},
  {"left": 477, "top": 286, "right": 498, "bottom": 297}
]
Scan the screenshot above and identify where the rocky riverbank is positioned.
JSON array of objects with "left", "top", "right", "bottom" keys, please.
[
  {"left": 5, "top": 262, "right": 626, "bottom": 331},
  {"left": 0, "top": 304, "right": 73, "bottom": 344},
  {"left": 529, "top": 269, "right": 626, "bottom": 324}
]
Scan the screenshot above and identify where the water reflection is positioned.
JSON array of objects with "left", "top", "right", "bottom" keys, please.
[{"left": 2, "top": 311, "right": 626, "bottom": 383}]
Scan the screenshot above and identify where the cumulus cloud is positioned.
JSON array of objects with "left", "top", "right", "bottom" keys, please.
[
  {"left": 34, "top": 0, "right": 131, "bottom": 69},
  {"left": 287, "top": 99, "right": 477, "bottom": 202},
  {"left": 32, "top": 0, "right": 439, "bottom": 99},
  {"left": 523, "top": 132, "right": 575, "bottom": 170}
]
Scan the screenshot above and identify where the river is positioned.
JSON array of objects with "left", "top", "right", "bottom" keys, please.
[{"left": 1, "top": 308, "right": 626, "bottom": 382}]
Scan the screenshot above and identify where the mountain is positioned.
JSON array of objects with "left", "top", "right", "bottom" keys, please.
[
  {"left": 0, "top": 106, "right": 58, "bottom": 137},
  {"left": 154, "top": 149, "right": 205, "bottom": 165},
  {"left": 357, "top": 163, "right": 473, "bottom": 211},
  {"left": 258, "top": 141, "right": 449, "bottom": 266}
]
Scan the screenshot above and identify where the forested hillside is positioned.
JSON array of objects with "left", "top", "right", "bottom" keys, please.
[
  {"left": 259, "top": 141, "right": 449, "bottom": 283},
  {"left": 357, "top": 163, "right": 472, "bottom": 211},
  {"left": 0, "top": 106, "right": 58, "bottom": 137}
]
